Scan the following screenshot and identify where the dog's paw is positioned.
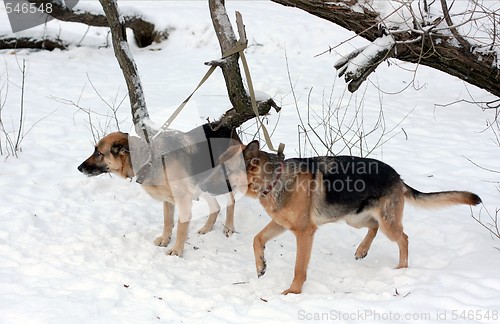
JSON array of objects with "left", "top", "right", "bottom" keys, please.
[
  {"left": 154, "top": 235, "right": 170, "bottom": 247},
  {"left": 281, "top": 286, "right": 302, "bottom": 295},
  {"left": 166, "top": 248, "right": 183, "bottom": 257},
  {"left": 256, "top": 256, "right": 267, "bottom": 278},
  {"left": 223, "top": 226, "right": 235, "bottom": 237},
  {"left": 354, "top": 242, "right": 371, "bottom": 259},
  {"left": 197, "top": 225, "right": 214, "bottom": 235},
  {"left": 354, "top": 250, "right": 368, "bottom": 260},
  {"left": 395, "top": 263, "right": 408, "bottom": 269}
]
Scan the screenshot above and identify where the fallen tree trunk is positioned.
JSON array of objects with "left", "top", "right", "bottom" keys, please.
[
  {"left": 29, "top": 0, "right": 163, "bottom": 47},
  {"left": 0, "top": 36, "right": 67, "bottom": 51},
  {"left": 0, "top": 0, "right": 168, "bottom": 49}
]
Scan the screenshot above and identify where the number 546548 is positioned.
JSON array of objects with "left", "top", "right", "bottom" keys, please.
[{"left": 5, "top": 2, "right": 53, "bottom": 14}]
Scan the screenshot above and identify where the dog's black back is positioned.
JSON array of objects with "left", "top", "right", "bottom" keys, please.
[{"left": 285, "top": 156, "right": 401, "bottom": 214}]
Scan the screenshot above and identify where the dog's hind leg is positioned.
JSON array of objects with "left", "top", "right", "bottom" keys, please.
[
  {"left": 197, "top": 196, "right": 220, "bottom": 234},
  {"left": 223, "top": 192, "right": 235, "bottom": 237},
  {"left": 154, "top": 202, "right": 175, "bottom": 247},
  {"left": 378, "top": 194, "right": 409, "bottom": 269},
  {"left": 282, "top": 226, "right": 317, "bottom": 295},
  {"left": 355, "top": 220, "right": 379, "bottom": 260},
  {"left": 253, "top": 220, "right": 286, "bottom": 278}
]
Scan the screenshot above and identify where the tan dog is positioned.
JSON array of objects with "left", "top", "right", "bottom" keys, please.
[
  {"left": 78, "top": 124, "right": 240, "bottom": 256},
  {"left": 214, "top": 140, "right": 481, "bottom": 294}
]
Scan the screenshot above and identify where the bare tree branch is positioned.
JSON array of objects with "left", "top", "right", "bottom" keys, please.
[
  {"left": 334, "top": 34, "right": 396, "bottom": 92},
  {"left": 439, "top": 0, "right": 471, "bottom": 52},
  {"left": 271, "top": 0, "right": 500, "bottom": 98}
]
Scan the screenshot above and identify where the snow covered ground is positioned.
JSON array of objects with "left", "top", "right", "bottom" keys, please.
[{"left": 1, "top": 1, "right": 500, "bottom": 323}]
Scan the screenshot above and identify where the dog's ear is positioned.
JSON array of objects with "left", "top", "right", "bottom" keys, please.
[
  {"left": 243, "top": 140, "right": 260, "bottom": 160},
  {"left": 110, "top": 138, "right": 129, "bottom": 156}
]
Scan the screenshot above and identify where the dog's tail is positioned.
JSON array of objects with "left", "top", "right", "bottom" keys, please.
[{"left": 403, "top": 183, "right": 481, "bottom": 208}]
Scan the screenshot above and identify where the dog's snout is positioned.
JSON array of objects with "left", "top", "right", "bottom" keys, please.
[{"left": 77, "top": 163, "right": 84, "bottom": 173}]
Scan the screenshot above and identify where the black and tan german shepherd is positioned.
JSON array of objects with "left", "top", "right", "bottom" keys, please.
[
  {"left": 78, "top": 124, "right": 240, "bottom": 256},
  {"left": 213, "top": 140, "right": 481, "bottom": 294}
]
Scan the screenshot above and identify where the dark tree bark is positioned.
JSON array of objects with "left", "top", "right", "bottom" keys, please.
[
  {"left": 271, "top": 0, "right": 500, "bottom": 98},
  {"left": 0, "top": 36, "right": 67, "bottom": 51}
]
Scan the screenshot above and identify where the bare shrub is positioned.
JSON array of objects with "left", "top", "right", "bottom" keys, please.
[
  {"left": 0, "top": 59, "right": 27, "bottom": 158},
  {"left": 472, "top": 194, "right": 500, "bottom": 241},
  {"left": 284, "top": 53, "right": 411, "bottom": 158},
  {"left": 52, "top": 74, "right": 127, "bottom": 143}
]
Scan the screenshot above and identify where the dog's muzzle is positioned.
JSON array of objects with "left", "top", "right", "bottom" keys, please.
[{"left": 77, "top": 163, "right": 108, "bottom": 176}]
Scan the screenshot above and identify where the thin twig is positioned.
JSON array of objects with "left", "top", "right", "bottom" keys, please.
[
  {"left": 463, "top": 155, "right": 500, "bottom": 174},
  {"left": 471, "top": 205, "right": 500, "bottom": 240},
  {"left": 13, "top": 59, "right": 26, "bottom": 156}
]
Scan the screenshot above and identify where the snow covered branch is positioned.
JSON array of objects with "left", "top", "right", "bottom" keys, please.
[
  {"left": 272, "top": 0, "right": 500, "bottom": 98},
  {"left": 335, "top": 34, "right": 395, "bottom": 92}
]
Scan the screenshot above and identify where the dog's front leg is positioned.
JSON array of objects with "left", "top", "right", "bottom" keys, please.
[
  {"left": 253, "top": 220, "right": 286, "bottom": 277},
  {"left": 282, "top": 226, "right": 316, "bottom": 295},
  {"left": 166, "top": 196, "right": 192, "bottom": 257},
  {"left": 154, "top": 202, "right": 175, "bottom": 247}
]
